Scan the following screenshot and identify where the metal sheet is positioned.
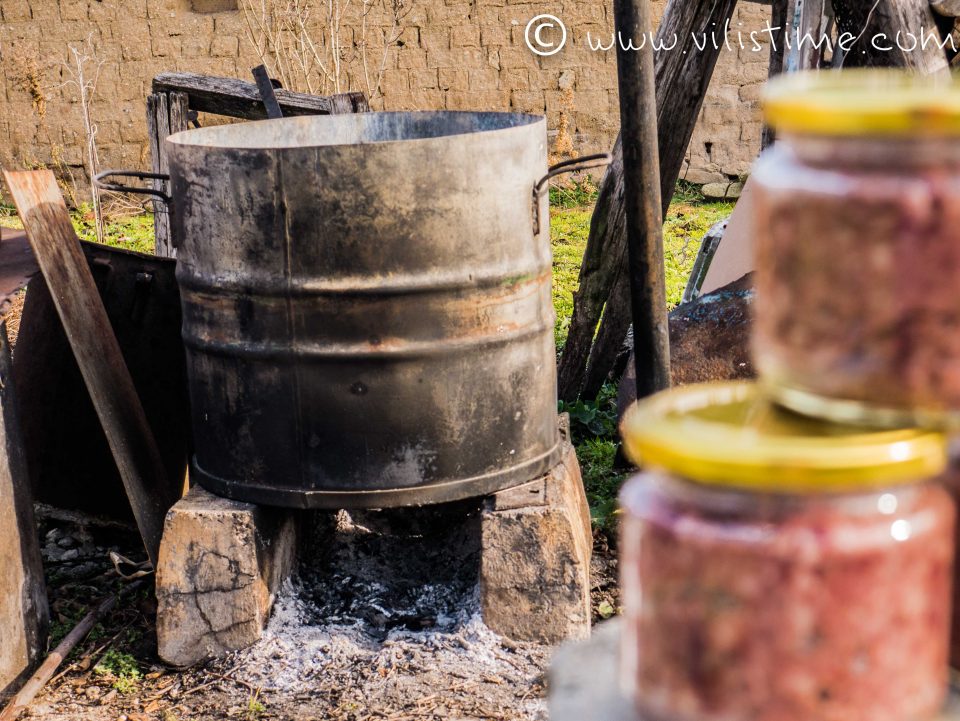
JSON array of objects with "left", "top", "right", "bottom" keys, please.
[{"left": 0, "top": 231, "right": 39, "bottom": 311}]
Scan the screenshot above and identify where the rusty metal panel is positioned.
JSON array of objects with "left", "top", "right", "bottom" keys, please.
[
  {"left": 168, "top": 111, "right": 560, "bottom": 508},
  {"left": 13, "top": 242, "right": 189, "bottom": 520}
]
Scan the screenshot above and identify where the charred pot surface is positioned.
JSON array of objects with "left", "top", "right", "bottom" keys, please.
[{"left": 168, "top": 112, "right": 561, "bottom": 508}]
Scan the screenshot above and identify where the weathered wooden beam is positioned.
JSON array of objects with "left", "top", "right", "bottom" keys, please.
[
  {"left": 789, "top": 0, "right": 828, "bottom": 71},
  {"left": 3, "top": 170, "right": 168, "bottom": 566},
  {"left": 0, "top": 321, "right": 47, "bottom": 696},
  {"left": 147, "top": 93, "right": 173, "bottom": 257},
  {"left": 558, "top": 0, "right": 740, "bottom": 402},
  {"left": 152, "top": 72, "right": 368, "bottom": 120}
]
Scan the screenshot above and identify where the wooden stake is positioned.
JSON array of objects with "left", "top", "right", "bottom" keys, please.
[
  {"left": 613, "top": 0, "right": 670, "bottom": 399},
  {"left": 3, "top": 170, "right": 166, "bottom": 566}
]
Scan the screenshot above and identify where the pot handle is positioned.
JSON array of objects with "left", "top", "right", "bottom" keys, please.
[
  {"left": 94, "top": 170, "right": 172, "bottom": 205},
  {"left": 532, "top": 154, "right": 611, "bottom": 235}
]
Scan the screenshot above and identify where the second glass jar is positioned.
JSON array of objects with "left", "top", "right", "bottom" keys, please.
[{"left": 752, "top": 72, "right": 960, "bottom": 427}]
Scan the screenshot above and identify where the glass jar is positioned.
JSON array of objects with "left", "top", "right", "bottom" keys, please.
[
  {"left": 752, "top": 71, "right": 960, "bottom": 428},
  {"left": 619, "top": 382, "right": 956, "bottom": 721}
]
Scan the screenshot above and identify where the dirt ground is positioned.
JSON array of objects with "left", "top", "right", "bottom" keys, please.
[{"left": 14, "top": 508, "right": 619, "bottom": 721}]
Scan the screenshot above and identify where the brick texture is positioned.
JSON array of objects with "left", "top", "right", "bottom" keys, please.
[{"left": 0, "top": 0, "right": 767, "bottom": 192}]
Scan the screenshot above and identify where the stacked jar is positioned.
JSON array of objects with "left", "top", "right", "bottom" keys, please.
[{"left": 618, "top": 71, "right": 960, "bottom": 721}]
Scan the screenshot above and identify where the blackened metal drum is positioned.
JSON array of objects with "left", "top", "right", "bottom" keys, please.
[{"left": 167, "top": 111, "right": 561, "bottom": 508}]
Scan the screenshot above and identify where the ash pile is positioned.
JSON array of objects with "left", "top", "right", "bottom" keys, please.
[{"left": 226, "top": 503, "right": 551, "bottom": 721}]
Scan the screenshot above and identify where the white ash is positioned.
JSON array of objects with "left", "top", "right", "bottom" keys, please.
[{"left": 226, "top": 508, "right": 551, "bottom": 720}]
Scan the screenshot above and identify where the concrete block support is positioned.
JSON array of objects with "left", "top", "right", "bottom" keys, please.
[
  {"left": 480, "top": 431, "right": 592, "bottom": 644},
  {"left": 156, "top": 486, "right": 300, "bottom": 667}
]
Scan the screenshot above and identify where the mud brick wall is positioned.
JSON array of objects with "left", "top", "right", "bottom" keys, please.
[{"left": 0, "top": 0, "right": 768, "bottom": 197}]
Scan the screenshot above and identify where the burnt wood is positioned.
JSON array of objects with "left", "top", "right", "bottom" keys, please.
[
  {"left": 147, "top": 91, "right": 186, "bottom": 258},
  {"left": 251, "top": 65, "right": 284, "bottom": 119},
  {"left": 558, "top": 0, "right": 740, "bottom": 402},
  {"left": 4, "top": 170, "right": 169, "bottom": 565},
  {"left": 761, "top": 0, "right": 794, "bottom": 149}
]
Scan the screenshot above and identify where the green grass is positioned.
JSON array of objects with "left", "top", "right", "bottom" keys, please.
[
  {"left": 549, "top": 181, "right": 735, "bottom": 347},
  {"left": 0, "top": 203, "right": 155, "bottom": 255}
]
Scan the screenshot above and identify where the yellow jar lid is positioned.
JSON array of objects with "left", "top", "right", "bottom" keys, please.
[
  {"left": 620, "top": 382, "right": 947, "bottom": 493},
  {"left": 763, "top": 70, "right": 960, "bottom": 137}
]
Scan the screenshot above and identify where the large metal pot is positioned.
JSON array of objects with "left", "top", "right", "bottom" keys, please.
[{"left": 153, "top": 111, "right": 570, "bottom": 508}]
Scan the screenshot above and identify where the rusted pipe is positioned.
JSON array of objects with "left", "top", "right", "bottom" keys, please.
[{"left": 613, "top": 0, "right": 671, "bottom": 399}]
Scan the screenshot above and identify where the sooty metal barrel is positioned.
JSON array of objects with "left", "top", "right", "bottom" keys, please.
[{"left": 167, "top": 111, "right": 561, "bottom": 509}]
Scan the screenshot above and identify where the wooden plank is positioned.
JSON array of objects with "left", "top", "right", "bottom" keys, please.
[
  {"left": 788, "top": 0, "right": 828, "bottom": 72},
  {"left": 761, "top": 0, "right": 794, "bottom": 148},
  {"left": 0, "top": 321, "right": 48, "bottom": 696},
  {"left": 168, "top": 91, "right": 190, "bottom": 136},
  {"left": 3, "top": 170, "right": 167, "bottom": 566},
  {"left": 613, "top": 0, "right": 671, "bottom": 399},
  {"left": 161, "top": 92, "right": 189, "bottom": 259},
  {"left": 152, "top": 72, "right": 337, "bottom": 119}
]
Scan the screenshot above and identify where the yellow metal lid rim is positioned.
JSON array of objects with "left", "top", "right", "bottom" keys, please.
[
  {"left": 762, "top": 70, "right": 960, "bottom": 137},
  {"left": 620, "top": 382, "right": 948, "bottom": 493}
]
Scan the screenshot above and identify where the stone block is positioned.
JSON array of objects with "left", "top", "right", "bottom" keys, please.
[
  {"left": 0, "top": 0, "right": 32, "bottom": 22},
  {"left": 702, "top": 180, "right": 744, "bottom": 200},
  {"left": 480, "top": 436, "right": 592, "bottom": 644},
  {"left": 156, "top": 486, "right": 300, "bottom": 667}
]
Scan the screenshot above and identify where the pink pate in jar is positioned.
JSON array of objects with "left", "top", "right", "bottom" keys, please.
[
  {"left": 752, "top": 71, "right": 960, "bottom": 427},
  {"left": 619, "top": 382, "right": 955, "bottom": 721}
]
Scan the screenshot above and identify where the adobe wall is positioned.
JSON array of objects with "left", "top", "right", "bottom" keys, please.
[{"left": 0, "top": 0, "right": 769, "bottom": 196}]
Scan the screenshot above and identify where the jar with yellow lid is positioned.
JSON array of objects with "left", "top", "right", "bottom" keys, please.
[
  {"left": 619, "top": 381, "right": 955, "bottom": 721},
  {"left": 752, "top": 70, "right": 960, "bottom": 427}
]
